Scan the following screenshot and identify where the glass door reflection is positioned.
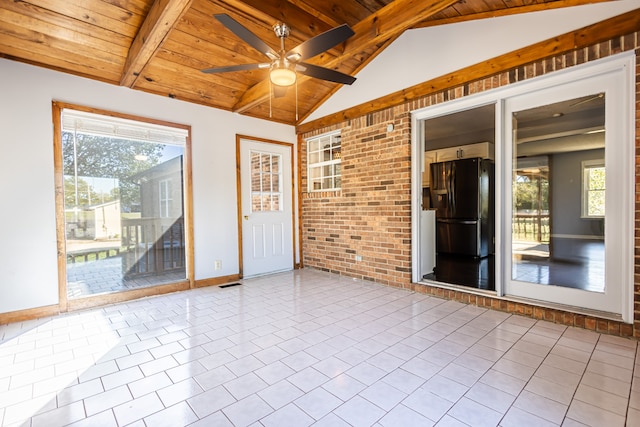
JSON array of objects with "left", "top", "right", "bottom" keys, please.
[
  {"left": 511, "top": 94, "right": 605, "bottom": 292},
  {"left": 62, "top": 110, "right": 188, "bottom": 299}
]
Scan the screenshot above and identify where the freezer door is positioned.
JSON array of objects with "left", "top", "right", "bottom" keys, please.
[
  {"left": 430, "top": 158, "right": 481, "bottom": 219},
  {"left": 450, "top": 158, "right": 481, "bottom": 219},
  {"left": 436, "top": 218, "right": 481, "bottom": 256}
]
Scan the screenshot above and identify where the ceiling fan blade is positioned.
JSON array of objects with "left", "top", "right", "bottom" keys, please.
[
  {"left": 286, "top": 24, "right": 354, "bottom": 61},
  {"left": 273, "top": 85, "right": 288, "bottom": 98},
  {"left": 214, "top": 14, "right": 278, "bottom": 59},
  {"left": 296, "top": 62, "right": 356, "bottom": 85},
  {"left": 201, "top": 63, "right": 267, "bottom": 74}
]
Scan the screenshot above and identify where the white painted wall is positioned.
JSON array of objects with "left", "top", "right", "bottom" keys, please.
[
  {"left": 0, "top": 59, "right": 296, "bottom": 314},
  {"left": 306, "top": 0, "right": 640, "bottom": 122}
]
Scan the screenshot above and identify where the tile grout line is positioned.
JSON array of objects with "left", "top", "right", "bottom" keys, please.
[
  {"left": 548, "top": 330, "right": 598, "bottom": 426},
  {"left": 469, "top": 313, "right": 541, "bottom": 427}
]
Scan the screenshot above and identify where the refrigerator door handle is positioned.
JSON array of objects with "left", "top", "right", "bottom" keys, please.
[{"left": 449, "top": 161, "right": 456, "bottom": 214}]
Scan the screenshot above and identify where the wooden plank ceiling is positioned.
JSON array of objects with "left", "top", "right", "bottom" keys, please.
[{"left": 0, "top": 0, "right": 612, "bottom": 125}]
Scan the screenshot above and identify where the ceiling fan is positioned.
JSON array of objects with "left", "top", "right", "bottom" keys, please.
[{"left": 201, "top": 14, "right": 357, "bottom": 92}]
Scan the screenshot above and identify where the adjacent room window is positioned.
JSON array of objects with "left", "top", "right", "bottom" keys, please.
[
  {"left": 582, "top": 159, "right": 605, "bottom": 218},
  {"left": 307, "top": 132, "right": 341, "bottom": 191}
]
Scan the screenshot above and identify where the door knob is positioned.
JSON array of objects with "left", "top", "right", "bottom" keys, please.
[{"left": 244, "top": 215, "right": 249, "bottom": 220}]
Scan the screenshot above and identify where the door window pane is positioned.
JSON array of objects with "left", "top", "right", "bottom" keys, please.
[
  {"left": 511, "top": 94, "right": 605, "bottom": 292},
  {"left": 250, "top": 150, "right": 282, "bottom": 212},
  {"left": 420, "top": 104, "right": 496, "bottom": 291}
]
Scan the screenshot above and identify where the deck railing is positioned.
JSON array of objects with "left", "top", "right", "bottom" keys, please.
[
  {"left": 121, "top": 217, "right": 185, "bottom": 278},
  {"left": 512, "top": 213, "right": 550, "bottom": 243}
]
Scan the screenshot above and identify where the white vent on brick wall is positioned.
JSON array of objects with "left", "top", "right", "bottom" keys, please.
[{"left": 61, "top": 109, "right": 188, "bottom": 146}]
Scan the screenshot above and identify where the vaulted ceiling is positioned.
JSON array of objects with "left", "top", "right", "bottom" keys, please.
[{"left": 0, "top": 0, "right": 613, "bottom": 125}]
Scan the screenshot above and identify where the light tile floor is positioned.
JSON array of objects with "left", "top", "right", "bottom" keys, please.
[{"left": 1, "top": 268, "right": 638, "bottom": 427}]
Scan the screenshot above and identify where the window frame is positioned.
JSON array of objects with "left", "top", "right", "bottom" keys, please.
[
  {"left": 53, "top": 101, "right": 194, "bottom": 311},
  {"left": 306, "top": 131, "right": 342, "bottom": 192},
  {"left": 581, "top": 159, "right": 605, "bottom": 218}
]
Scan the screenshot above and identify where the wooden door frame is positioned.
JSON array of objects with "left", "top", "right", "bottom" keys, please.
[{"left": 236, "top": 134, "right": 299, "bottom": 278}]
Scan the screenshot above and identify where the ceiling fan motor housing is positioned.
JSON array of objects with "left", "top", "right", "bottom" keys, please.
[{"left": 273, "top": 22, "right": 290, "bottom": 39}]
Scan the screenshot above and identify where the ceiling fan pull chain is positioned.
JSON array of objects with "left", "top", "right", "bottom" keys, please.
[{"left": 269, "top": 78, "right": 273, "bottom": 118}]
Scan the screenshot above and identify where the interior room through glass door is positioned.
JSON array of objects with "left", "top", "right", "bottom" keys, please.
[
  {"left": 503, "top": 69, "right": 629, "bottom": 316},
  {"left": 511, "top": 94, "right": 605, "bottom": 292},
  {"left": 420, "top": 104, "right": 496, "bottom": 291}
]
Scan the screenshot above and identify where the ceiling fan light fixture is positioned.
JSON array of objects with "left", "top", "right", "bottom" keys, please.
[{"left": 270, "top": 62, "right": 296, "bottom": 87}]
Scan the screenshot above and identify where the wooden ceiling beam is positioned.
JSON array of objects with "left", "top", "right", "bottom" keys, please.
[
  {"left": 224, "top": 0, "right": 335, "bottom": 42},
  {"left": 344, "top": 0, "right": 459, "bottom": 54},
  {"left": 284, "top": 0, "right": 373, "bottom": 28},
  {"left": 296, "top": 8, "right": 640, "bottom": 134},
  {"left": 120, "top": 0, "right": 193, "bottom": 88},
  {"left": 232, "top": 0, "right": 459, "bottom": 114},
  {"left": 283, "top": 0, "right": 344, "bottom": 28},
  {"left": 211, "top": 0, "right": 346, "bottom": 61},
  {"left": 413, "top": 0, "right": 616, "bottom": 28}
]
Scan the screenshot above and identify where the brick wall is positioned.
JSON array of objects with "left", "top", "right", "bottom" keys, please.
[
  {"left": 301, "top": 33, "right": 640, "bottom": 338},
  {"left": 302, "top": 113, "right": 413, "bottom": 287}
]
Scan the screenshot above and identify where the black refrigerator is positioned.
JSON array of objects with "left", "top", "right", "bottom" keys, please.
[{"left": 430, "top": 157, "right": 494, "bottom": 258}]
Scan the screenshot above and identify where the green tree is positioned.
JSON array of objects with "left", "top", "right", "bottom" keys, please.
[
  {"left": 62, "top": 132, "right": 163, "bottom": 211},
  {"left": 514, "top": 173, "right": 549, "bottom": 212},
  {"left": 63, "top": 176, "right": 118, "bottom": 207},
  {"left": 514, "top": 175, "right": 537, "bottom": 211}
]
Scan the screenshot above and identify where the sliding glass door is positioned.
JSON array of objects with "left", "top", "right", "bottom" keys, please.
[
  {"left": 503, "top": 69, "right": 631, "bottom": 317},
  {"left": 57, "top": 107, "right": 191, "bottom": 300},
  {"left": 412, "top": 53, "right": 634, "bottom": 322}
]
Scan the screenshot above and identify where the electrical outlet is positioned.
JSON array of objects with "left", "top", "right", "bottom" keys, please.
[
  {"left": 214, "top": 260, "right": 222, "bottom": 270},
  {"left": 355, "top": 255, "right": 363, "bottom": 262}
]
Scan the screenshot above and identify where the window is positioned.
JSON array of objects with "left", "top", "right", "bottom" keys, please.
[
  {"left": 307, "top": 132, "right": 341, "bottom": 191},
  {"left": 251, "top": 151, "right": 282, "bottom": 212},
  {"left": 56, "top": 106, "right": 190, "bottom": 300},
  {"left": 159, "top": 179, "right": 172, "bottom": 218},
  {"left": 582, "top": 159, "right": 605, "bottom": 218}
]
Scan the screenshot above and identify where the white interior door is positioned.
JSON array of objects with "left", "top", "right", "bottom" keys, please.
[
  {"left": 502, "top": 65, "right": 632, "bottom": 318},
  {"left": 240, "top": 138, "right": 293, "bottom": 278}
]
